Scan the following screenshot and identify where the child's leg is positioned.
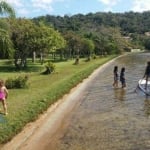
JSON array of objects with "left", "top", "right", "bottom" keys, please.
[
  {"left": 121, "top": 81, "right": 124, "bottom": 88},
  {"left": 145, "top": 76, "right": 148, "bottom": 89},
  {"left": 2, "top": 100, "right": 8, "bottom": 115},
  {"left": 116, "top": 80, "right": 118, "bottom": 87},
  {"left": 113, "top": 79, "right": 118, "bottom": 88},
  {"left": 123, "top": 83, "right": 126, "bottom": 88},
  {"left": 122, "top": 81, "right": 126, "bottom": 88}
]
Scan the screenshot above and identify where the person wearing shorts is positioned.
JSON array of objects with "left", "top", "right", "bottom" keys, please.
[
  {"left": 143, "top": 61, "right": 150, "bottom": 90},
  {"left": 113, "top": 66, "right": 119, "bottom": 88},
  {"left": 120, "top": 67, "right": 126, "bottom": 88}
]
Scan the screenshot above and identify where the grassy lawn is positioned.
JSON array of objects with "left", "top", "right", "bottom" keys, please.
[{"left": 0, "top": 55, "right": 116, "bottom": 143}]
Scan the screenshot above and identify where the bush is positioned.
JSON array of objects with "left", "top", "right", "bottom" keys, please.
[
  {"left": 92, "top": 54, "right": 97, "bottom": 59},
  {"left": 5, "top": 75, "right": 29, "bottom": 89},
  {"left": 42, "top": 61, "right": 56, "bottom": 75}
]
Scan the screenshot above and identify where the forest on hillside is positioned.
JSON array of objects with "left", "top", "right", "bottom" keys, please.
[
  {"left": 33, "top": 11, "right": 150, "bottom": 51},
  {"left": 33, "top": 11, "right": 150, "bottom": 34}
]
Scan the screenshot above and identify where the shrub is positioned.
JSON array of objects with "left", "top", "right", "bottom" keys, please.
[
  {"left": 42, "top": 61, "right": 56, "bottom": 75},
  {"left": 92, "top": 54, "right": 97, "bottom": 59},
  {"left": 5, "top": 75, "right": 29, "bottom": 89}
]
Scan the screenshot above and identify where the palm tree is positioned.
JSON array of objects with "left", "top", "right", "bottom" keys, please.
[
  {"left": 0, "top": 28, "right": 14, "bottom": 58},
  {"left": 0, "top": 1, "right": 15, "bottom": 58},
  {"left": 0, "top": 1, "right": 15, "bottom": 17}
]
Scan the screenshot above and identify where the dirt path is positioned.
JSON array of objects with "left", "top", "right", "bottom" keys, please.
[{"left": 1, "top": 58, "right": 115, "bottom": 150}]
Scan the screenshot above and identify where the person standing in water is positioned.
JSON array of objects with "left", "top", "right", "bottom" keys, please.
[
  {"left": 0, "top": 79, "right": 8, "bottom": 115},
  {"left": 113, "top": 66, "right": 119, "bottom": 88},
  {"left": 143, "top": 61, "right": 150, "bottom": 90},
  {"left": 120, "top": 67, "right": 126, "bottom": 88}
]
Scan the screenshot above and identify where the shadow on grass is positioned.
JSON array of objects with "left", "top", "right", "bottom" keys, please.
[
  {"left": 0, "top": 66, "right": 43, "bottom": 73},
  {"left": 0, "top": 66, "right": 16, "bottom": 72},
  {"left": 51, "top": 59, "right": 68, "bottom": 63},
  {"left": 0, "top": 113, "right": 8, "bottom": 124}
]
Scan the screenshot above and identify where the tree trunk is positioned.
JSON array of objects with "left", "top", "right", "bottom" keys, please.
[
  {"left": 40, "top": 52, "right": 44, "bottom": 65},
  {"left": 14, "top": 58, "right": 20, "bottom": 69},
  {"left": 74, "top": 56, "right": 79, "bottom": 65},
  {"left": 32, "top": 51, "right": 36, "bottom": 63}
]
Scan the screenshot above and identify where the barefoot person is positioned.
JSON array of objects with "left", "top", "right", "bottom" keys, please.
[
  {"left": 143, "top": 61, "right": 150, "bottom": 90},
  {"left": 120, "top": 67, "right": 126, "bottom": 88},
  {"left": 113, "top": 66, "right": 119, "bottom": 88},
  {"left": 0, "top": 79, "right": 8, "bottom": 115}
]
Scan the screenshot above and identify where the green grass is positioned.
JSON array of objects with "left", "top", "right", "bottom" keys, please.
[{"left": 0, "top": 55, "right": 117, "bottom": 143}]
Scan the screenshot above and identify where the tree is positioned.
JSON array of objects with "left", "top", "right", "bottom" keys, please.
[
  {"left": 9, "top": 19, "right": 66, "bottom": 69},
  {"left": 0, "top": 1, "right": 15, "bottom": 17},
  {"left": 0, "top": 1, "right": 15, "bottom": 58},
  {"left": 29, "top": 22, "right": 66, "bottom": 64},
  {"left": 0, "top": 28, "right": 14, "bottom": 58},
  {"left": 63, "top": 31, "right": 82, "bottom": 64},
  {"left": 81, "top": 38, "right": 95, "bottom": 61}
]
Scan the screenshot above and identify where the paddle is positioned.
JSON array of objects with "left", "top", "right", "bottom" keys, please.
[{"left": 134, "top": 77, "right": 144, "bottom": 93}]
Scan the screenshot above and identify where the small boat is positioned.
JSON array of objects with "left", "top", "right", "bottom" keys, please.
[{"left": 138, "top": 79, "right": 150, "bottom": 96}]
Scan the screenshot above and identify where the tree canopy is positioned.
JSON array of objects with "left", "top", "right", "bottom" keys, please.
[
  {"left": 0, "top": 1, "right": 15, "bottom": 17},
  {"left": 33, "top": 11, "right": 150, "bottom": 51},
  {"left": 0, "top": 1, "right": 15, "bottom": 59},
  {"left": 8, "top": 18, "right": 66, "bottom": 69},
  {"left": 1, "top": 10, "right": 150, "bottom": 68}
]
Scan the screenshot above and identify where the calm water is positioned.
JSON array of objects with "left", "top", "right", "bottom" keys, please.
[{"left": 50, "top": 53, "right": 150, "bottom": 150}]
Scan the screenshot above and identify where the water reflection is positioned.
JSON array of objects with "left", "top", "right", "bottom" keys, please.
[
  {"left": 0, "top": 114, "right": 7, "bottom": 124},
  {"left": 135, "top": 86, "right": 148, "bottom": 96},
  {"left": 144, "top": 97, "right": 150, "bottom": 117},
  {"left": 114, "top": 88, "right": 126, "bottom": 101}
]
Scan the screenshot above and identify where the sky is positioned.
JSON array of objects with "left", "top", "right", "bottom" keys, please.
[{"left": 4, "top": 0, "right": 150, "bottom": 18}]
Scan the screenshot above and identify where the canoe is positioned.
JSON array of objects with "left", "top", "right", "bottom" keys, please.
[{"left": 138, "top": 79, "right": 150, "bottom": 96}]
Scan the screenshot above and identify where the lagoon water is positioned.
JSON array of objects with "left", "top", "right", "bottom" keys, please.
[
  {"left": 2, "top": 53, "right": 150, "bottom": 150},
  {"left": 49, "top": 53, "right": 150, "bottom": 150}
]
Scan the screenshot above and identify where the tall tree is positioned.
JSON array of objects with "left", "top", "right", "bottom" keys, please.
[
  {"left": 0, "top": 1, "right": 15, "bottom": 17},
  {"left": 0, "top": 28, "right": 14, "bottom": 58},
  {"left": 0, "top": 1, "right": 15, "bottom": 58},
  {"left": 81, "top": 38, "right": 95, "bottom": 61},
  {"left": 63, "top": 31, "right": 82, "bottom": 64},
  {"left": 9, "top": 19, "right": 66, "bottom": 69}
]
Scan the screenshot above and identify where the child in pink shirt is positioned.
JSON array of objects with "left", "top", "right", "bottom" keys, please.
[{"left": 0, "top": 79, "right": 8, "bottom": 115}]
